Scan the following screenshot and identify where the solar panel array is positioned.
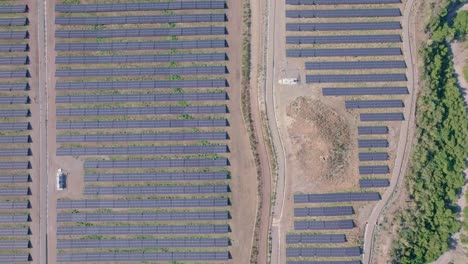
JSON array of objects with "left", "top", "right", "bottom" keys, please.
[
  {"left": 358, "top": 126, "right": 389, "bottom": 135},
  {"left": 294, "top": 192, "right": 381, "bottom": 203},
  {"left": 306, "top": 60, "right": 406, "bottom": 70},
  {"left": 286, "top": 234, "right": 346, "bottom": 244},
  {"left": 360, "top": 112, "right": 405, "bottom": 121},
  {"left": 0, "top": 5, "right": 32, "bottom": 261},
  {"left": 286, "top": 247, "right": 361, "bottom": 257},
  {"left": 306, "top": 74, "right": 407, "bottom": 83},
  {"left": 287, "top": 0, "right": 401, "bottom": 4},
  {"left": 358, "top": 139, "right": 389, "bottom": 148},
  {"left": 323, "top": 87, "right": 408, "bottom": 96},
  {"left": 360, "top": 179, "right": 390, "bottom": 188},
  {"left": 54, "top": 1, "right": 235, "bottom": 261},
  {"left": 359, "top": 165, "right": 390, "bottom": 175},
  {"left": 347, "top": 99, "right": 405, "bottom": 109},
  {"left": 295, "top": 220, "right": 355, "bottom": 230},
  {"left": 294, "top": 206, "right": 354, "bottom": 217},
  {"left": 287, "top": 22, "right": 401, "bottom": 31},
  {"left": 287, "top": 48, "right": 402, "bottom": 57},
  {"left": 287, "top": 34, "right": 402, "bottom": 44},
  {"left": 359, "top": 152, "right": 389, "bottom": 161},
  {"left": 286, "top": 9, "right": 401, "bottom": 18}
]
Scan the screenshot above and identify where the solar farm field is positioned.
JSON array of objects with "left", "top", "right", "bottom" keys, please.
[
  {"left": 272, "top": 0, "right": 408, "bottom": 263},
  {"left": 49, "top": 0, "right": 256, "bottom": 263},
  {"left": 0, "top": 0, "right": 40, "bottom": 263}
]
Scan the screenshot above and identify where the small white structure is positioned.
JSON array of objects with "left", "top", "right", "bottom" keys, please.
[
  {"left": 279, "top": 78, "right": 298, "bottom": 85},
  {"left": 56, "top": 169, "right": 66, "bottom": 190}
]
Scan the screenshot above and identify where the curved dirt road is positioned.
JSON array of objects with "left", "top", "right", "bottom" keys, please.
[{"left": 362, "top": 0, "right": 418, "bottom": 263}]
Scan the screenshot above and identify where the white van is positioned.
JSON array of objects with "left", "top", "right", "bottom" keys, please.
[{"left": 56, "top": 169, "right": 66, "bottom": 190}]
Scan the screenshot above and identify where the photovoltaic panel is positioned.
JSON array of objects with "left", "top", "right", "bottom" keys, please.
[
  {"left": 56, "top": 14, "right": 226, "bottom": 25},
  {"left": 0, "top": 31, "right": 28, "bottom": 39},
  {"left": 0, "top": 56, "right": 28, "bottom": 65},
  {"left": 56, "top": 79, "right": 227, "bottom": 90},
  {"left": 55, "top": 66, "right": 226, "bottom": 77},
  {"left": 359, "top": 165, "right": 390, "bottom": 174},
  {"left": 360, "top": 179, "right": 390, "bottom": 188},
  {"left": 0, "top": 187, "right": 29, "bottom": 196},
  {"left": 57, "top": 211, "right": 229, "bottom": 222},
  {"left": 286, "top": 22, "right": 401, "bottom": 31},
  {"left": 55, "top": 1, "right": 227, "bottom": 12},
  {"left": 57, "top": 119, "right": 227, "bottom": 130},
  {"left": 57, "top": 224, "right": 229, "bottom": 236},
  {"left": 360, "top": 112, "right": 405, "bottom": 121},
  {"left": 56, "top": 53, "right": 226, "bottom": 64},
  {"left": 286, "top": 234, "right": 346, "bottom": 244},
  {"left": 55, "top": 27, "right": 226, "bottom": 38},
  {"left": 57, "top": 238, "right": 229, "bottom": 249},
  {"left": 84, "top": 158, "right": 228, "bottom": 169},
  {"left": 0, "top": 18, "right": 28, "bottom": 26},
  {"left": 84, "top": 171, "right": 228, "bottom": 182},
  {"left": 294, "top": 192, "right": 381, "bottom": 203},
  {"left": 345, "top": 100, "right": 404, "bottom": 109},
  {"left": 306, "top": 60, "right": 406, "bottom": 70},
  {"left": 55, "top": 40, "right": 227, "bottom": 51},
  {"left": 57, "top": 145, "right": 227, "bottom": 156},
  {"left": 287, "top": 48, "right": 402, "bottom": 57},
  {"left": 323, "top": 87, "right": 408, "bottom": 96},
  {"left": 57, "top": 132, "right": 227, "bottom": 143},
  {"left": 306, "top": 74, "right": 407, "bottom": 83},
  {"left": 0, "top": 96, "right": 29, "bottom": 104},
  {"left": 286, "top": 247, "right": 361, "bottom": 257},
  {"left": 0, "top": 254, "right": 30, "bottom": 263},
  {"left": 57, "top": 252, "right": 229, "bottom": 262},
  {"left": 83, "top": 185, "right": 229, "bottom": 196},
  {"left": 0, "top": 148, "right": 30, "bottom": 156},
  {"left": 57, "top": 198, "right": 228, "bottom": 209},
  {"left": 0, "top": 83, "right": 29, "bottom": 91},
  {"left": 0, "top": 201, "right": 29, "bottom": 210},
  {"left": 286, "top": 34, "right": 401, "bottom": 44},
  {"left": 287, "top": 261, "right": 361, "bottom": 264},
  {"left": 294, "top": 220, "right": 354, "bottom": 230},
  {"left": 0, "top": 5, "right": 28, "bottom": 13},
  {"left": 0, "top": 214, "right": 28, "bottom": 223},
  {"left": 55, "top": 93, "right": 226, "bottom": 103},
  {"left": 0, "top": 44, "right": 28, "bottom": 52},
  {"left": 286, "top": 9, "right": 401, "bottom": 18},
  {"left": 0, "top": 227, "right": 29, "bottom": 236},
  {"left": 0, "top": 174, "right": 29, "bottom": 183},
  {"left": 359, "top": 152, "right": 389, "bottom": 161},
  {"left": 0, "top": 135, "right": 31, "bottom": 144},
  {"left": 57, "top": 105, "right": 227, "bottom": 117},
  {"left": 0, "top": 70, "right": 29, "bottom": 78},
  {"left": 0, "top": 161, "right": 30, "bottom": 169},
  {"left": 0, "top": 109, "right": 30, "bottom": 117},
  {"left": 357, "top": 126, "right": 388, "bottom": 135},
  {"left": 358, "top": 139, "right": 389, "bottom": 148},
  {"left": 286, "top": 0, "right": 401, "bottom": 4},
  {"left": 0, "top": 122, "right": 30, "bottom": 130},
  {"left": 0, "top": 240, "right": 29, "bottom": 249},
  {"left": 294, "top": 206, "right": 353, "bottom": 217}
]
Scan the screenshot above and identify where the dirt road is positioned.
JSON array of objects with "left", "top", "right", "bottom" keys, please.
[{"left": 363, "top": 0, "right": 419, "bottom": 263}]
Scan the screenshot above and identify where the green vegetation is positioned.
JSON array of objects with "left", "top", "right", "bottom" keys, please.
[{"left": 392, "top": 1, "right": 468, "bottom": 263}]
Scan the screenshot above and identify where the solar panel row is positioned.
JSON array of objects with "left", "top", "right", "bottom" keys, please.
[
  {"left": 0, "top": 31, "right": 28, "bottom": 39},
  {"left": 57, "top": 145, "right": 227, "bottom": 156},
  {"left": 55, "top": 93, "right": 226, "bottom": 103},
  {"left": 0, "top": 174, "right": 29, "bottom": 183},
  {"left": 56, "top": 66, "right": 226, "bottom": 77},
  {"left": 56, "top": 53, "right": 227, "bottom": 64},
  {"left": 358, "top": 139, "right": 389, "bottom": 148},
  {"left": 57, "top": 198, "right": 228, "bottom": 209},
  {"left": 287, "top": 22, "right": 401, "bottom": 31},
  {"left": 287, "top": 34, "right": 401, "bottom": 44},
  {"left": 83, "top": 185, "right": 229, "bottom": 196},
  {"left": 359, "top": 152, "right": 389, "bottom": 161},
  {"left": 57, "top": 238, "right": 229, "bottom": 249},
  {"left": 359, "top": 165, "right": 390, "bottom": 174},
  {"left": 360, "top": 112, "right": 405, "bottom": 121},
  {"left": 0, "top": 240, "right": 29, "bottom": 249},
  {"left": 0, "top": 214, "right": 29, "bottom": 223},
  {"left": 0, "top": 109, "right": 30, "bottom": 117},
  {"left": 83, "top": 158, "right": 228, "bottom": 169},
  {"left": 57, "top": 132, "right": 227, "bottom": 143},
  {"left": 56, "top": 1, "right": 227, "bottom": 12},
  {"left": 0, "top": 70, "right": 29, "bottom": 78},
  {"left": 345, "top": 100, "right": 404, "bottom": 109},
  {"left": 0, "top": 96, "right": 29, "bottom": 104},
  {"left": 323, "top": 87, "right": 408, "bottom": 96},
  {"left": 295, "top": 220, "right": 354, "bottom": 230},
  {"left": 307, "top": 74, "right": 406, "bottom": 83},
  {"left": 0, "top": 227, "right": 29, "bottom": 236},
  {"left": 0, "top": 187, "right": 29, "bottom": 196},
  {"left": 357, "top": 126, "right": 389, "bottom": 135},
  {"left": 0, "top": 254, "right": 30, "bottom": 262},
  {"left": 0, "top": 5, "right": 28, "bottom": 13},
  {"left": 56, "top": 79, "right": 227, "bottom": 90},
  {"left": 57, "top": 119, "right": 227, "bottom": 130},
  {"left": 286, "top": 234, "right": 346, "bottom": 244},
  {"left": 294, "top": 206, "right": 353, "bottom": 217},
  {"left": 0, "top": 83, "right": 29, "bottom": 91},
  {"left": 0, "top": 148, "right": 30, "bottom": 156},
  {"left": 0, "top": 18, "right": 28, "bottom": 26},
  {"left": 0, "top": 161, "right": 30, "bottom": 170},
  {"left": 55, "top": 27, "right": 227, "bottom": 38},
  {"left": 0, "top": 122, "right": 30, "bottom": 131},
  {"left": 286, "top": 9, "right": 401, "bottom": 18},
  {"left": 57, "top": 211, "right": 229, "bottom": 222},
  {"left": 55, "top": 40, "right": 227, "bottom": 51},
  {"left": 57, "top": 252, "right": 229, "bottom": 262},
  {"left": 0, "top": 56, "right": 28, "bottom": 65},
  {"left": 287, "top": 261, "right": 361, "bottom": 264},
  {"left": 360, "top": 178, "right": 390, "bottom": 188},
  {"left": 57, "top": 106, "right": 227, "bottom": 117},
  {"left": 287, "top": 0, "right": 401, "bottom": 4},
  {"left": 57, "top": 224, "right": 229, "bottom": 236},
  {"left": 306, "top": 60, "right": 406, "bottom": 70},
  {"left": 0, "top": 201, "right": 29, "bottom": 210},
  {"left": 287, "top": 48, "right": 402, "bottom": 57},
  {"left": 84, "top": 171, "right": 228, "bottom": 182},
  {"left": 286, "top": 247, "right": 361, "bottom": 257},
  {"left": 294, "top": 192, "right": 381, "bottom": 203},
  {"left": 56, "top": 14, "right": 226, "bottom": 25}
]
